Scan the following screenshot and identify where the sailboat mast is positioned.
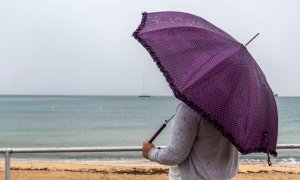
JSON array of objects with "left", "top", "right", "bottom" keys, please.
[
  {"left": 139, "top": 76, "right": 151, "bottom": 97},
  {"left": 142, "top": 76, "right": 145, "bottom": 95}
]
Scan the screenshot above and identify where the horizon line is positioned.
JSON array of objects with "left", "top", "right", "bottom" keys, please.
[
  {"left": 0, "top": 94, "right": 175, "bottom": 97},
  {"left": 0, "top": 94, "right": 298, "bottom": 98}
]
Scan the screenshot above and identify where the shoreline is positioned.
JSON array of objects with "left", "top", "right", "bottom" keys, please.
[{"left": 1, "top": 162, "right": 300, "bottom": 180}]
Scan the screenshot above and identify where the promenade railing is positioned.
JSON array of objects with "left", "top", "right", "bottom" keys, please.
[{"left": 1, "top": 144, "right": 300, "bottom": 180}]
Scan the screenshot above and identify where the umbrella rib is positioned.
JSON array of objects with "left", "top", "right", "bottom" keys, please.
[{"left": 181, "top": 47, "right": 243, "bottom": 92}]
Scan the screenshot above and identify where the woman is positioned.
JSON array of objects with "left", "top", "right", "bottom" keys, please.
[{"left": 142, "top": 102, "right": 239, "bottom": 180}]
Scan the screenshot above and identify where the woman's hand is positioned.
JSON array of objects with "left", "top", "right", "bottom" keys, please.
[{"left": 142, "top": 141, "right": 155, "bottom": 159}]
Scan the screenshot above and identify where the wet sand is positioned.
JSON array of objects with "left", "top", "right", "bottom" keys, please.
[{"left": 0, "top": 162, "right": 300, "bottom": 179}]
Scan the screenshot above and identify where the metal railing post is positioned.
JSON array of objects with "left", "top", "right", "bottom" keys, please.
[{"left": 4, "top": 150, "right": 11, "bottom": 180}]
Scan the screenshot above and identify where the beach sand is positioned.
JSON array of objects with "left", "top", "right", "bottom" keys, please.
[{"left": 1, "top": 162, "right": 300, "bottom": 180}]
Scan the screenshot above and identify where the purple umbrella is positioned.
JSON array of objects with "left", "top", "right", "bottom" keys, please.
[{"left": 132, "top": 11, "right": 278, "bottom": 165}]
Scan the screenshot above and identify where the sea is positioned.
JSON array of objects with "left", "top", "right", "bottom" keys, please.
[{"left": 0, "top": 95, "right": 299, "bottom": 164}]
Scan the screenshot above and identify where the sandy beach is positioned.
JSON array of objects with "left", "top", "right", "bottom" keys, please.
[{"left": 0, "top": 162, "right": 300, "bottom": 180}]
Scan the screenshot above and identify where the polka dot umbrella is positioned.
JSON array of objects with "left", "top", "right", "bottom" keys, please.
[{"left": 132, "top": 11, "right": 278, "bottom": 165}]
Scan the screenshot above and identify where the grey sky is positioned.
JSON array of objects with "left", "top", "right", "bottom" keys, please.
[{"left": 0, "top": 0, "right": 299, "bottom": 96}]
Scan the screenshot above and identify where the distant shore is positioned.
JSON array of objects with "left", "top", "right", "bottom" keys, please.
[{"left": 1, "top": 162, "right": 300, "bottom": 180}]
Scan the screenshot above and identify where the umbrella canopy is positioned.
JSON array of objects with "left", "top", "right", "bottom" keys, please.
[{"left": 132, "top": 11, "right": 278, "bottom": 160}]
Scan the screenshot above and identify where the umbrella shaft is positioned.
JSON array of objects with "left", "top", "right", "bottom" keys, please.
[{"left": 149, "top": 123, "right": 167, "bottom": 143}]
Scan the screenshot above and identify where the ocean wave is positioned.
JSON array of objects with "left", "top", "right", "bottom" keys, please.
[{"left": 240, "top": 158, "right": 300, "bottom": 165}]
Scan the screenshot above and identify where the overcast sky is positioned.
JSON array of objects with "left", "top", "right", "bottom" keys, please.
[{"left": 0, "top": 0, "right": 299, "bottom": 96}]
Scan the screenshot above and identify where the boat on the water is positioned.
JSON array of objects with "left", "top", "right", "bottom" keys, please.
[{"left": 138, "top": 95, "right": 151, "bottom": 97}]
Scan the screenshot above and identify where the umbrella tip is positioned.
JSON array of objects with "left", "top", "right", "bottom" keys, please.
[{"left": 244, "top": 33, "right": 260, "bottom": 47}]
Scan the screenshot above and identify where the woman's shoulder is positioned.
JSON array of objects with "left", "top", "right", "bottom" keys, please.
[{"left": 177, "top": 102, "right": 199, "bottom": 116}]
